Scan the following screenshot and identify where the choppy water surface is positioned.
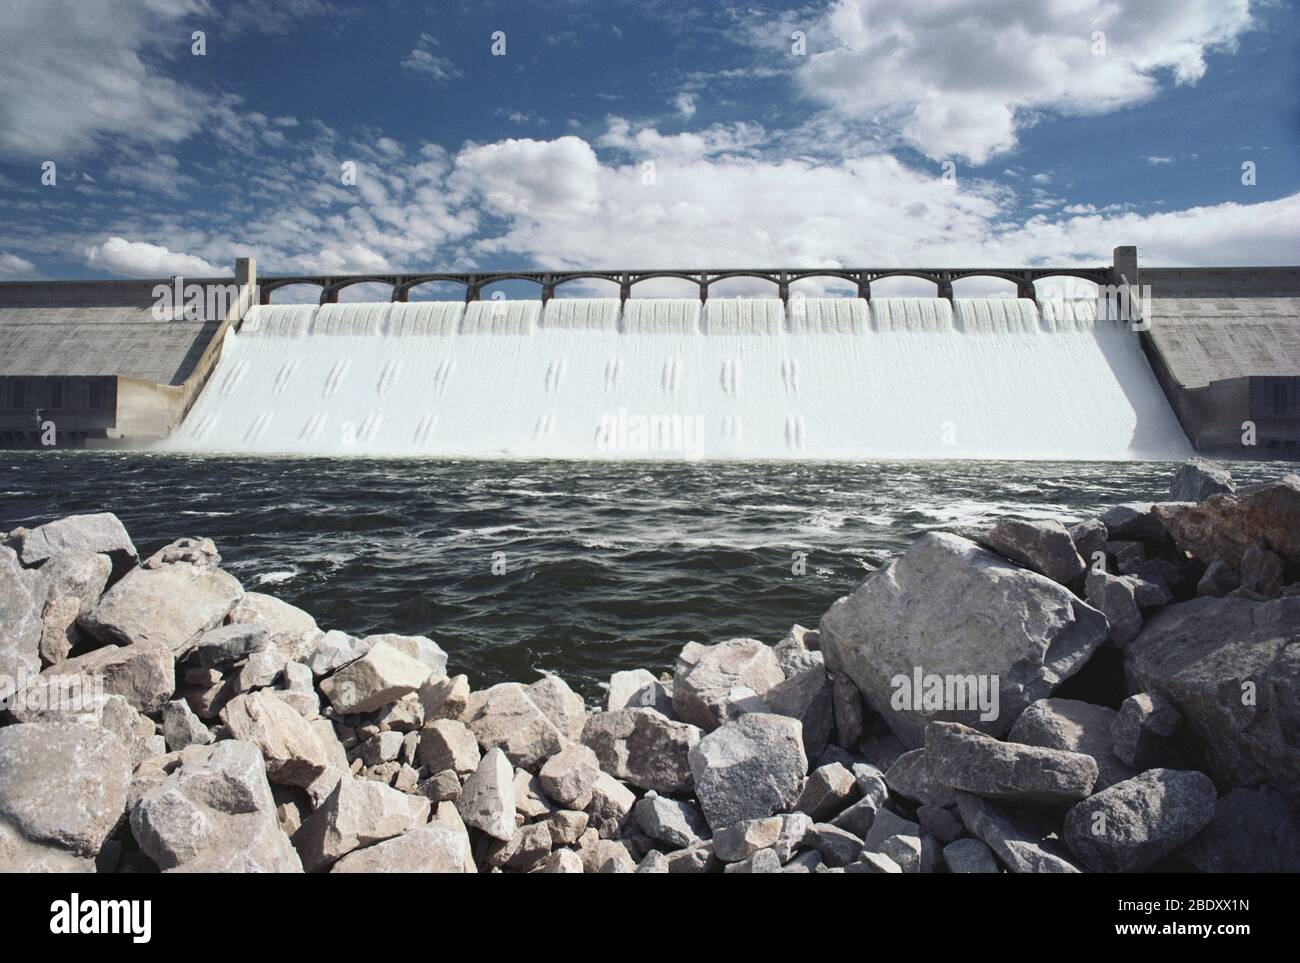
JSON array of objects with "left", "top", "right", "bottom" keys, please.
[{"left": 1, "top": 454, "right": 1292, "bottom": 699}]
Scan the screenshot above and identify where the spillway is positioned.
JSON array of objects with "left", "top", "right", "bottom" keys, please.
[{"left": 169, "top": 297, "right": 1192, "bottom": 459}]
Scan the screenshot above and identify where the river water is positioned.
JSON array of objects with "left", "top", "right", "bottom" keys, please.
[{"left": 2, "top": 453, "right": 1292, "bottom": 700}]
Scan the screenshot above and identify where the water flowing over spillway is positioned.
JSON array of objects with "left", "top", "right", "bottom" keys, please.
[{"left": 170, "top": 297, "right": 1192, "bottom": 459}]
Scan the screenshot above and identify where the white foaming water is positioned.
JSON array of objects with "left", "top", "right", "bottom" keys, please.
[{"left": 169, "top": 297, "right": 1192, "bottom": 460}]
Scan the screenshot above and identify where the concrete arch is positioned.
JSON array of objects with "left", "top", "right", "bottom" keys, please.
[
  {"left": 950, "top": 270, "right": 1035, "bottom": 299},
  {"left": 867, "top": 271, "right": 945, "bottom": 298},
  {"left": 706, "top": 271, "right": 783, "bottom": 299},
  {"left": 627, "top": 272, "right": 710, "bottom": 300},
  {"left": 317, "top": 276, "right": 398, "bottom": 305}
]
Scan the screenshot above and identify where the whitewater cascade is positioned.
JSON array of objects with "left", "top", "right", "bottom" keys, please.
[{"left": 170, "top": 297, "right": 1192, "bottom": 459}]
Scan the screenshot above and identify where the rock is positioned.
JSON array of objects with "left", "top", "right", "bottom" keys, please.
[
  {"left": 672, "top": 638, "right": 784, "bottom": 731},
  {"left": 291, "top": 775, "right": 430, "bottom": 871},
  {"left": 1008, "top": 698, "right": 1137, "bottom": 791},
  {"left": 132, "top": 740, "right": 302, "bottom": 872},
  {"left": 15, "top": 513, "right": 137, "bottom": 575},
  {"left": 306, "top": 630, "right": 370, "bottom": 677},
  {"left": 689, "top": 713, "right": 807, "bottom": 831},
  {"left": 226, "top": 591, "right": 320, "bottom": 662},
  {"left": 332, "top": 824, "right": 473, "bottom": 873},
  {"left": 419, "top": 673, "right": 470, "bottom": 722},
  {"left": 1110, "top": 692, "right": 1182, "bottom": 769},
  {"left": 539, "top": 743, "right": 601, "bottom": 808},
  {"left": 943, "top": 837, "right": 1000, "bottom": 873},
  {"left": 586, "top": 772, "right": 636, "bottom": 838},
  {"left": 320, "top": 639, "right": 432, "bottom": 715},
  {"left": 925, "top": 721, "right": 1097, "bottom": 808},
  {"left": 417, "top": 719, "right": 481, "bottom": 775},
  {"left": 1068, "top": 518, "right": 1108, "bottom": 571},
  {"left": 663, "top": 840, "right": 719, "bottom": 873},
  {"left": 819, "top": 532, "right": 1108, "bottom": 745},
  {"left": 39, "top": 593, "right": 81, "bottom": 667},
  {"left": 955, "top": 792, "right": 1081, "bottom": 873},
  {"left": 846, "top": 851, "right": 902, "bottom": 873},
  {"left": 0, "top": 546, "right": 44, "bottom": 694},
  {"left": 876, "top": 833, "right": 926, "bottom": 873},
  {"left": 806, "top": 823, "right": 864, "bottom": 867},
  {"left": 634, "top": 793, "right": 709, "bottom": 850},
  {"left": 764, "top": 666, "right": 833, "bottom": 759},
  {"left": 524, "top": 674, "right": 586, "bottom": 742},
  {"left": 636, "top": 850, "right": 671, "bottom": 873},
  {"left": 982, "top": 518, "right": 1086, "bottom": 585},
  {"left": 830, "top": 671, "right": 864, "bottom": 748},
  {"left": 1128, "top": 573, "right": 1173, "bottom": 608},
  {"left": 464, "top": 683, "right": 567, "bottom": 770},
  {"left": 141, "top": 536, "right": 220, "bottom": 571},
  {"left": 1100, "top": 504, "right": 1172, "bottom": 545},
  {"left": 0, "top": 821, "right": 95, "bottom": 872},
  {"left": 232, "top": 649, "right": 286, "bottom": 693},
  {"left": 774, "top": 624, "right": 824, "bottom": 677},
  {"left": 796, "top": 762, "right": 857, "bottom": 821},
  {"left": 1063, "top": 768, "right": 1216, "bottom": 873},
  {"left": 863, "top": 808, "right": 922, "bottom": 851},
  {"left": 606, "top": 668, "right": 672, "bottom": 715},
  {"left": 80, "top": 557, "right": 243, "bottom": 657},
  {"left": 221, "top": 690, "right": 336, "bottom": 788},
  {"left": 830, "top": 795, "right": 883, "bottom": 839},
  {"left": 193, "top": 623, "right": 269, "bottom": 667},
  {"left": 161, "top": 699, "right": 213, "bottom": 751},
  {"left": 1170, "top": 459, "right": 1235, "bottom": 502},
  {"left": 536, "top": 849, "right": 584, "bottom": 873},
  {"left": 38, "top": 549, "right": 112, "bottom": 613},
  {"left": 512, "top": 769, "right": 557, "bottom": 820},
  {"left": 1238, "top": 543, "right": 1283, "bottom": 599},
  {"left": 1178, "top": 786, "right": 1300, "bottom": 873},
  {"left": 56, "top": 639, "right": 174, "bottom": 713},
  {"left": 581, "top": 707, "right": 699, "bottom": 794},
  {"left": 1122, "top": 595, "right": 1300, "bottom": 795},
  {"left": 711, "top": 813, "right": 807, "bottom": 862},
  {"left": 782, "top": 850, "right": 824, "bottom": 873},
  {"left": 1197, "top": 560, "right": 1241, "bottom": 598},
  {"left": 457, "top": 748, "right": 516, "bottom": 841},
  {"left": 0, "top": 722, "right": 130, "bottom": 859},
  {"left": 724, "top": 847, "right": 784, "bottom": 873},
  {"left": 364, "top": 633, "right": 447, "bottom": 676},
  {"left": 418, "top": 769, "right": 461, "bottom": 804},
  {"left": 486, "top": 822, "right": 553, "bottom": 871},
  {"left": 1085, "top": 569, "right": 1142, "bottom": 647},
  {"left": 885, "top": 749, "right": 956, "bottom": 807},
  {"left": 357, "top": 730, "right": 404, "bottom": 767},
  {"left": 584, "top": 838, "right": 636, "bottom": 874},
  {"left": 1153, "top": 476, "right": 1300, "bottom": 568},
  {"left": 547, "top": 810, "right": 589, "bottom": 847}
]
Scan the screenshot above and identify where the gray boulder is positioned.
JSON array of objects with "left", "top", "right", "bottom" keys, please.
[
  {"left": 712, "top": 812, "right": 810, "bottom": 863},
  {"left": 132, "top": 740, "right": 302, "bottom": 872},
  {"left": 1122, "top": 595, "right": 1300, "bottom": 796},
  {"left": 943, "top": 837, "right": 1000, "bottom": 873},
  {"left": 830, "top": 671, "right": 864, "bottom": 748},
  {"left": 1068, "top": 518, "right": 1108, "bottom": 571},
  {"left": 606, "top": 668, "right": 672, "bottom": 715},
  {"left": 331, "top": 823, "right": 474, "bottom": 873},
  {"left": 464, "top": 682, "right": 567, "bottom": 770},
  {"left": 1152, "top": 475, "right": 1300, "bottom": 568},
  {"left": 56, "top": 638, "right": 175, "bottom": 713},
  {"left": 924, "top": 721, "right": 1097, "bottom": 809},
  {"left": 1170, "top": 459, "right": 1235, "bottom": 503},
  {"left": 672, "top": 638, "right": 784, "bottom": 731},
  {"left": 161, "top": 699, "right": 213, "bottom": 751},
  {"left": 291, "top": 774, "right": 429, "bottom": 871},
  {"left": 982, "top": 518, "right": 1086, "bottom": 584},
  {"left": 226, "top": 591, "right": 320, "bottom": 663},
  {"left": 1063, "top": 768, "right": 1216, "bottom": 873},
  {"left": 581, "top": 708, "right": 699, "bottom": 794},
  {"left": 457, "top": 748, "right": 516, "bottom": 841},
  {"left": 764, "top": 666, "right": 833, "bottom": 759},
  {"left": 1110, "top": 692, "right": 1182, "bottom": 769},
  {"left": 538, "top": 743, "right": 601, "bottom": 808},
  {"left": 955, "top": 792, "right": 1080, "bottom": 873},
  {"left": 319, "top": 639, "right": 432, "bottom": 715},
  {"left": 1178, "top": 786, "right": 1300, "bottom": 873},
  {"left": 417, "top": 719, "right": 481, "bottom": 775},
  {"left": 524, "top": 675, "right": 587, "bottom": 742},
  {"left": 689, "top": 713, "right": 808, "bottom": 831},
  {"left": 1085, "top": 569, "right": 1142, "bottom": 647},
  {"left": 14, "top": 513, "right": 137, "bottom": 575},
  {"left": 1197, "top": 560, "right": 1241, "bottom": 598},
  {"left": 634, "top": 793, "right": 709, "bottom": 850},
  {"left": 306, "top": 630, "right": 370, "bottom": 677},
  {"left": 795, "top": 762, "right": 857, "bottom": 821},
  {"left": 884, "top": 748, "right": 956, "bottom": 807},
  {"left": 819, "top": 532, "right": 1108, "bottom": 746},
  {"left": 37, "top": 550, "right": 111, "bottom": 614},
  {"left": 0, "top": 546, "right": 44, "bottom": 695},
  {"left": 222, "top": 690, "right": 337, "bottom": 788},
  {"left": 1008, "top": 698, "right": 1136, "bottom": 791},
  {"left": 193, "top": 623, "right": 269, "bottom": 667}
]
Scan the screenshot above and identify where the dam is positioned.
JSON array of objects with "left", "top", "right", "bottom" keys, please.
[{"left": 1, "top": 248, "right": 1297, "bottom": 459}]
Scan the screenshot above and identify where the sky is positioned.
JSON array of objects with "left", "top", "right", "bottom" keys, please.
[{"left": 0, "top": 0, "right": 1297, "bottom": 299}]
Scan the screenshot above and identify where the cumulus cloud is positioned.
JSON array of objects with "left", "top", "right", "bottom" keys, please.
[
  {"left": 0, "top": 253, "right": 38, "bottom": 279},
  {"left": 401, "top": 34, "right": 460, "bottom": 83},
  {"left": 795, "top": 0, "right": 1256, "bottom": 164},
  {"left": 84, "top": 237, "right": 221, "bottom": 277}
]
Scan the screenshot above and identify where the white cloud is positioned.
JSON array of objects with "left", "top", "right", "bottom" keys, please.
[
  {"left": 84, "top": 237, "right": 220, "bottom": 277},
  {"left": 0, "top": 253, "right": 38, "bottom": 279},
  {"left": 795, "top": 0, "right": 1256, "bottom": 164},
  {"left": 401, "top": 35, "right": 460, "bottom": 83},
  {"left": 674, "top": 92, "right": 698, "bottom": 119}
]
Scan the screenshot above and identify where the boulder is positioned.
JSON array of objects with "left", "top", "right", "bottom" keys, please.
[
  {"left": 525, "top": 674, "right": 587, "bottom": 742},
  {"left": 723, "top": 848, "right": 784, "bottom": 873},
  {"left": 806, "top": 823, "right": 865, "bottom": 867},
  {"left": 1084, "top": 569, "right": 1142, "bottom": 647},
  {"left": 538, "top": 743, "right": 602, "bottom": 809},
  {"left": 1178, "top": 786, "right": 1300, "bottom": 873},
  {"left": 457, "top": 748, "right": 516, "bottom": 841},
  {"left": 955, "top": 792, "right": 1080, "bottom": 873},
  {"left": 862, "top": 808, "right": 922, "bottom": 851},
  {"left": 319, "top": 639, "right": 432, "bottom": 715},
  {"left": 0, "top": 821, "right": 95, "bottom": 872},
  {"left": 193, "top": 623, "right": 269, "bottom": 667},
  {"left": 1100, "top": 504, "right": 1172, "bottom": 545},
  {"left": 1171, "top": 460, "right": 1234, "bottom": 502},
  {"left": 0, "top": 722, "right": 130, "bottom": 858},
  {"left": 39, "top": 594, "right": 82, "bottom": 666},
  {"left": 943, "top": 837, "right": 1000, "bottom": 873},
  {"left": 291, "top": 775, "right": 429, "bottom": 872},
  {"left": 131, "top": 740, "right": 302, "bottom": 872},
  {"left": 56, "top": 639, "right": 174, "bottom": 714},
  {"left": 884, "top": 748, "right": 956, "bottom": 807},
  {"left": 536, "top": 849, "right": 584, "bottom": 874},
  {"left": 419, "top": 673, "right": 470, "bottom": 722},
  {"left": 357, "top": 731, "right": 404, "bottom": 767},
  {"left": 81, "top": 560, "right": 243, "bottom": 656},
  {"left": 606, "top": 668, "right": 673, "bottom": 715},
  {"left": 846, "top": 851, "right": 902, "bottom": 873},
  {"left": 712, "top": 813, "right": 810, "bottom": 863},
  {"left": 331, "top": 823, "right": 473, "bottom": 873},
  {"left": 416, "top": 719, "right": 481, "bottom": 775},
  {"left": 547, "top": 810, "right": 589, "bottom": 847},
  {"left": 1063, "top": 769, "right": 1216, "bottom": 873},
  {"left": 830, "top": 671, "right": 864, "bottom": 748},
  {"left": 1008, "top": 698, "right": 1136, "bottom": 791},
  {"left": 37, "top": 550, "right": 111, "bottom": 614},
  {"left": 306, "top": 630, "right": 370, "bottom": 677},
  {"left": 1197, "top": 560, "right": 1240, "bottom": 598},
  {"left": 0, "top": 546, "right": 44, "bottom": 694},
  {"left": 689, "top": 713, "right": 807, "bottom": 831},
  {"left": 764, "top": 666, "right": 833, "bottom": 759},
  {"left": 633, "top": 793, "right": 709, "bottom": 850},
  {"left": 924, "top": 721, "right": 1097, "bottom": 808},
  {"left": 581, "top": 707, "right": 699, "bottom": 794},
  {"left": 774, "top": 624, "right": 824, "bottom": 677},
  {"left": 512, "top": 769, "right": 557, "bottom": 821},
  {"left": 1152, "top": 475, "right": 1300, "bottom": 568},
  {"left": 14, "top": 513, "right": 137, "bottom": 576},
  {"left": 1068, "top": 518, "right": 1108, "bottom": 571},
  {"left": 876, "top": 833, "right": 926, "bottom": 873},
  {"left": 226, "top": 591, "right": 320, "bottom": 662},
  {"left": 1122, "top": 595, "right": 1300, "bottom": 796},
  {"left": 795, "top": 762, "right": 857, "bottom": 821},
  {"left": 1110, "top": 692, "right": 1182, "bottom": 769},
  {"left": 1238, "top": 543, "right": 1283, "bottom": 599},
  {"left": 981, "top": 518, "right": 1086, "bottom": 585},
  {"left": 672, "top": 638, "right": 784, "bottom": 731},
  {"left": 486, "top": 822, "right": 553, "bottom": 871},
  {"left": 364, "top": 633, "right": 447, "bottom": 677},
  {"left": 586, "top": 772, "right": 636, "bottom": 838},
  {"left": 221, "top": 691, "right": 336, "bottom": 788},
  {"left": 161, "top": 699, "right": 213, "bottom": 751},
  {"left": 464, "top": 683, "right": 567, "bottom": 770},
  {"left": 819, "top": 532, "right": 1108, "bottom": 746}
]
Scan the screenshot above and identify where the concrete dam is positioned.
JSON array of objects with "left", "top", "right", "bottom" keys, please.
[{"left": 1, "top": 248, "right": 1297, "bottom": 459}]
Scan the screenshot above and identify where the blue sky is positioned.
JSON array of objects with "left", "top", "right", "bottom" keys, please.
[{"left": 0, "top": 0, "right": 1296, "bottom": 295}]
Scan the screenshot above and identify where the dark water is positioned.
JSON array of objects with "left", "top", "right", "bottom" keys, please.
[{"left": 2, "top": 453, "right": 1293, "bottom": 700}]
